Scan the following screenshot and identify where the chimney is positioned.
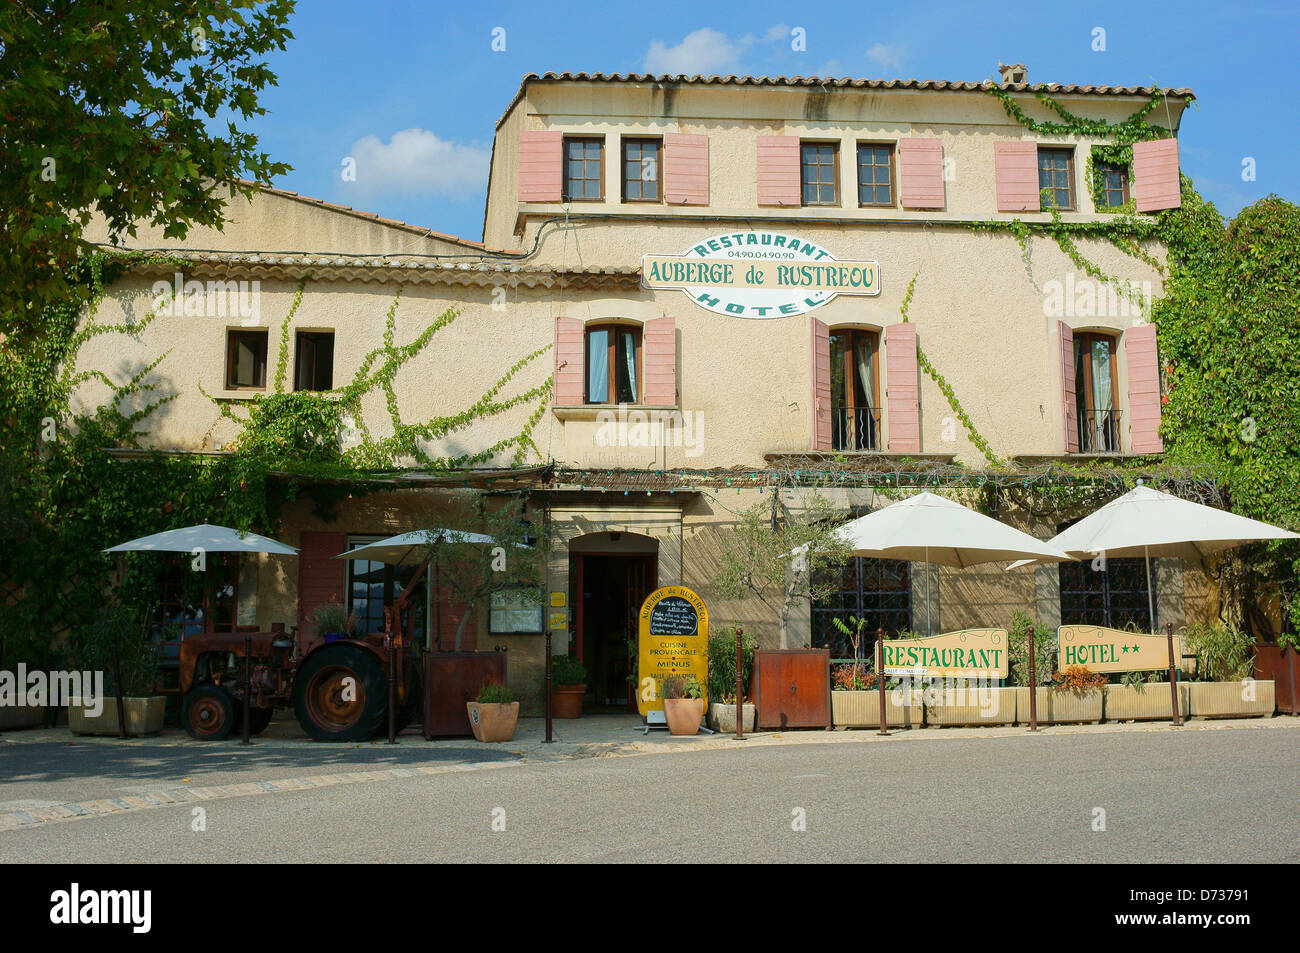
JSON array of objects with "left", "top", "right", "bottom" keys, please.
[{"left": 998, "top": 62, "right": 1028, "bottom": 85}]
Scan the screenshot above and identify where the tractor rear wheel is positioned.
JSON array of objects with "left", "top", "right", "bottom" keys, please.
[
  {"left": 182, "top": 685, "right": 236, "bottom": 741},
  {"left": 293, "top": 643, "right": 386, "bottom": 741}
]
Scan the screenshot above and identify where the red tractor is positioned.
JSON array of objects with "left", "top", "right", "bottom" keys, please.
[{"left": 177, "top": 558, "right": 427, "bottom": 742}]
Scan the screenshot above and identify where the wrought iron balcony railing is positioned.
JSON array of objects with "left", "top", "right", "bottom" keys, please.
[
  {"left": 1079, "top": 408, "right": 1122, "bottom": 453},
  {"left": 832, "top": 406, "right": 881, "bottom": 452}
]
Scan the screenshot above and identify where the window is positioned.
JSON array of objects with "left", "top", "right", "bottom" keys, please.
[
  {"left": 621, "top": 138, "right": 660, "bottom": 202},
  {"left": 856, "top": 143, "right": 894, "bottom": 207},
  {"left": 152, "top": 553, "right": 238, "bottom": 640},
  {"left": 1074, "top": 332, "right": 1121, "bottom": 452},
  {"left": 801, "top": 141, "right": 839, "bottom": 206},
  {"left": 1038, "top": 147, "right": 1075, "bottom": 209},
  {"left": 346, "top": 535, "right": 427, "bottom": 637},
  {"left": 812, "top": 557, "right": 912, "bottom": 658},
  {"left": 226, "top": 329, "right": 268, "bottom": 390},
  {"left": 1095, "top": 160, "right": 1130, "bottom": 208},
  {"left": 489, "top": 588, "right": 543, "bottom": 633},
  {"left": 1059, "top": 523, "right": 1154, "bottom": 631},
  {"left": 829, "top": 329, "right": 880, "bottom": 451},
  {"left": 563, "top": 136, "right": 604, "bottom": 201},
  {"left": 585, "top": 323, "right": 641, "bottom": 404},
  {"left": 294, "top": 331, "right": 334, "bottom": 391}
]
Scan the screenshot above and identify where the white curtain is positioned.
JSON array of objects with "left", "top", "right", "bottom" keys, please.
[
  {"left": 855, "top": 337, "right": 877, "bottom": 444},
  {"left": 587, "top": 328, "right": 609, "bottom": 402},
  {"left": 1091, "top": 338, "right": 1113, "bottom": 445},
  {"left": 621, "top": 329, "right": 638, "bottom": 402}
]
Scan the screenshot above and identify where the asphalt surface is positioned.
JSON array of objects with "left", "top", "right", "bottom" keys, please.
[{"left": 2, "top": 725, "right": 1295, "bottom": 862}]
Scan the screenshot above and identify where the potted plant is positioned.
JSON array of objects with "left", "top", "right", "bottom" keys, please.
[
  {"left": 1185, "top": 622, "right": 1274, "bottom": 718},
  {"left": 1005, "top": 612, "right": 1101, "bottom": 724},
  {"left": 662, "top": 675, "right": 705, "bottom": 736},
  {"left": 312, "top": 604, "right": 356, "bottom": 642},
  {"left": 706, "top": 624, "right": 757, "bottom": 733},
  {"left": 551, "top": 654, "right": 587, "bottom": 719},
  {"left": 467, "top": 682, "right": 520, "bottom": 743},
  {"left": 68, "top": 609, "right": 165, "bottom": 737}
]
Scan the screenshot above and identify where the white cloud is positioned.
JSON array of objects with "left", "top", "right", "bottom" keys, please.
[
  {"left": 865, "top": 43, "right": 907, "bottom": 73},
  {"left": 344, "top": 128, "right": 488, "bottom": 198},
  {"left": 644, "top": 27, "right": 743, "bottom": 74}
]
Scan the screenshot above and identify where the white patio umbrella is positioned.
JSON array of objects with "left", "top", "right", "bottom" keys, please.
[
  {"left": 105, "top": 523, "right": 299, "bottom": 556},
  {"left": 802, "top": 492, "right": 1071, "bottom": 636},
  {"left": 1006, "top": 483, "right": 1300, "bottom": 631}
]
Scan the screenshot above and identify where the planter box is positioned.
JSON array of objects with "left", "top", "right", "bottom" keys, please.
[
  {"left": 707, "top": 703, "right": 756, "bottom": 733},
  {"left": 1103, "top": 682, "right": 1189, "bottom": 722},
  {"left": 831, "top": 690, "right": 920, "bottom": 728},
  {"left": 1253, "top": 645, "right": 1297, "bottom": 715},
  {"left": 1187, "top": 680, "right": 1275, "bottom": 719},
  {"left": 926, "top": 686, "right": 1016, "bottom": 726},
  {"left": 466, "top": 701, "right": 519, "bottom": 743},
  {"left": 68, "top": 696, "right": 166, "bottom": 736},
  {"left": 0, "top": 704, "right": 47, "bottom": 731},
  {"left": 1015, "top": 686, "right": 1103, "bottom": 724}
]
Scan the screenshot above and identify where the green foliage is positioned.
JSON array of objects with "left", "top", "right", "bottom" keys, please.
[
  {"left": 707, "top": 624, "right": 757, "bottom": 702},
  {"left": 551, "top": 654, "right": 588, "bottom": 687},
  {"left": 476, "top": 682, "right": 515, "bottom": 704},
  {"left": 682, "top": 675, "right": 704, "bottom": 700},
  {"left": 0, "top": 0, "right": 296, "bottom": 349},
  {"left": 1006, "top": 610, "right": 1055, "bottom": 687},
  {"left": 311, "top": 604, "right": 355, "bottom": 637},
  {"left": 1183, "top": 622, "right": 1255, "bottom": 682},
  {"left": 73, "top": 607, "right": 160, "bottom": 697}
]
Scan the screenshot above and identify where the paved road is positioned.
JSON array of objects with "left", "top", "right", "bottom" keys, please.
[{"left": 2, "top": 726, "right": 1295, "bottom": 862}]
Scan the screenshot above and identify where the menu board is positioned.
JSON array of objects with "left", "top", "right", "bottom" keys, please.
[
  {"left": 649, "top": 596, "right": 698, "bottom": 636},
  {"left": 636, "top": 586, "right": 709, "bottom": 716}
]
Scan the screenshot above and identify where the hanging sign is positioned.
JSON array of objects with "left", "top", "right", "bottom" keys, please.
[
  {"left": 882, "top": 628, "right": 1009, "bottom": 679},
  {"left": 1058, "top": 625, "right": 1179, "bottom": 674},
  {"left": 641, "top": 231, "right": 880, "bottom": 318},
  {"left": 636, "top": 586, "right": 709, "bottom": 715}
]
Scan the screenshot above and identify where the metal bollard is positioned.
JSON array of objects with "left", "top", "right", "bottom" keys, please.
[
  {"left": 241, "top": 636, "right": 252, "bottom": 745},
  {"left": 544, "top": 630, "right": 553, "bottom": 743},
  {"left": 734, "top": 626, "right": 745, "bottom": 741}
]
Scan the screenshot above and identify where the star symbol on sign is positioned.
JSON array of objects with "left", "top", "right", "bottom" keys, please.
[
  {"left": 1121, "top": 644, "right": 1132, "bottom": 653},
  {"left": 1129, "top": 644, "right": 1140, "bottom": 653}
]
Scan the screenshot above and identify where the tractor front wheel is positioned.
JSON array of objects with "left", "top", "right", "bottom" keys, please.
[
  {"left": 293, "top": 643, "right": 386, "bottom": 742},
  {"left": 182, "top": 685, "right": 236, "bottom": 741}
]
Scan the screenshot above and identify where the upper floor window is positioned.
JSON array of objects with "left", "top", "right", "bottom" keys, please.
[
  {"left": 226, "top": 329, "right": 267, "bottom": 390},
  {"left": 829, "top": 329, "right": 880, "bottom": 451},
  {"left": 857, "top": 143, "right": 894, "bottom": 207},
  {"left": 1038, "top": 147, "right": 1075, "bottom": 210},
  {"left": 564, "top": 136, "right": 604, "bottom": 201},
  {"left": 801, "top": 141, "right": 839, "bottom": 206},
  {"left": 295, "top": 330, "right": 334, "bottom": 391},
  {"left": 1095, "top": 161, "right": 1130, "bottom": 209},
  {"left": 1074, "top": 332, "right": 1120, "bottom": 452},
  {"left": 585, "top": 323, "right": 641, "bottom": 404},
  {"left": 621, "top": 138, "right": 660, "bottom": 202}
]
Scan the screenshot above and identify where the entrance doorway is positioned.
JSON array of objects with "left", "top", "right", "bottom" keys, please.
[{"left": 569, "top": 536, "right": 658, "bottom": 713}]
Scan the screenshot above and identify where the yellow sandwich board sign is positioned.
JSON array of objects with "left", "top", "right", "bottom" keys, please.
[
  {"left": 636, "top": 586, "right": 709, "bottom": 715},
  {"left": 881, "top": 628, "right": 1009, "bottom": 679},
  {"left": 1057, "top": 625, "right": 1179, "bottom": 674}
]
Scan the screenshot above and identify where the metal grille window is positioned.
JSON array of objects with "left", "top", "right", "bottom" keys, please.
[
  {"left": 801, "top": 141, "right": 839, "bottom": 206},
  {"left": 564, "top": 137, "right": 604, "bottom": 201},
  {"left": 622, "top": 138, "right": 660, "bottom": 201},
  {"left": 857, "top": 143, "right": 894, "bottom": 206},
  {"left": 812, "top": 557, "right": 912, "bottom": 658},
  {"left": 1059, "top": 555, "right": 1155, "bottom": 631},
  {"left": 1038, "top": 147, "right": 1075, "bottom": 210}
]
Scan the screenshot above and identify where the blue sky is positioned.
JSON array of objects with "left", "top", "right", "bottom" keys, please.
[{"left": 244, "top": 0, "right": 1299, "bottom": 243}]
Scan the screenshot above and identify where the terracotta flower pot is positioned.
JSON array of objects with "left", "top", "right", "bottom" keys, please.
[
  {"left": 663, "top": 697, "right": 705, "bottom": 735},
  {"left": 552, "top": 684, "right": 585, "bottom": 719},
  {"left": 466, "top": 701, "right": 519, "bottom": 743}
]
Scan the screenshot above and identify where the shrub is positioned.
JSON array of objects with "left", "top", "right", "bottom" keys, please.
[
  {"left": 1052, "top": 665, "right": 1106, "bottom": 696},
  {"left": 312, "top": 603, "right": 356, "bottom": 636},
  {"left": 1007, "top": 610, "right": 1055, "bottom": 686},
  {"left": 551, "top": 654, "right": 588, "bottom": 687},
  {"left": 832, "top": 663, "right": 876, "bottom": 691},
  {"left": 662, "top": 676, "right": 685, "bottom": 699},
  {"left": 707, "top": 624, "right": 757, "bottom": 702},
  {"left": 73, "top": 607, "right": 159, "bottom": 697},
  {"left": 1184, "top": 622, "right": 1254, "bottom": 682},
  {"left": 476, "top": 682, "right": 515, "bottom": 704},
  {"left": 682, "top": 675, "right": 704, "bottom": 700}
]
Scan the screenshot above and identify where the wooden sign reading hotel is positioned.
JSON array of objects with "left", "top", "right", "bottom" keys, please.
[{"left": 1057, "top": 625, "right": 1180, "bottom": 674}]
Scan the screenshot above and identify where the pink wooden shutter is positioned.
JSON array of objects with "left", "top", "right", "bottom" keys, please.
[
  {"left": 642, "top": 316, "right": 676, "bottom": 406},
  {"left": 1059, "top": 321, "right": 1079, "bottom": 453},
  {"left": 884, "top": 323, "right": 920, "bottom": 452},
  {"left": 553, "top": 317, "right": 584, "bottom": 405},
  {"left": 1132, "top": 139, "right": 1181, "bottom": 212},
  {"left": 1126, "top": 324, "right": 1164, "bottom": 453},
  {"left": 757, "top": 136, "right": 801, "bottom": 206},
  {"left": 994, "top": 141, "right": 1041, "bottom": 212},
  {"left": 518, "top": 131, "right": 563, "bottom": 202},
  {"left": 297, "top": 531, "right": 347, "bottom": 653},
  {"left": 810, "top": 318, "right": 831, "bottom": 451},
  {"left": 898, "top": 138, "right": 945, "bottom": 209},
  {"left": 663, "top": 134, "right": 708, "bottom": 205}
]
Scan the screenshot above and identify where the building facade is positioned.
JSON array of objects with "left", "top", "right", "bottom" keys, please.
[{"left": 79, "top": 68, "right": 1205, "bottom": 712}]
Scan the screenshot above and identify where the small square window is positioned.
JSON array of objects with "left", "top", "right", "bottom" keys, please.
[
  {"left": 1095, "top": 161, "right": 1130, "bottom": 209},
  {"left": 622, "top": 138, "right": 661, "bottom": 202},
  {"left": 1038, "top": 147, "right": 1075, "bottom": 210},
  {"left": 295, "top": 331, "right": 334, "bottom": 391},
  {"left": 226, "top": 329, "right": 268, "bottom": 390},
  {"left": 801, "top": 141, "right": 839, "bottom": 206},
  {"left": 857, "top": 143, "right": 894, "bottom": 207},
  {"left": 563, "top": 137, "right": 604, "bottom": 201}
]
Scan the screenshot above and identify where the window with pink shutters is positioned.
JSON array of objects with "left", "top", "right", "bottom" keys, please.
[
  {"left": 553, "top": 316, "right": 584, "bottom": 405},
  {"left": 642, "top": 316, "right": 677, "bottom": 406},
  {"left": 756, "top": 136, "right": 801, "bottom": 206},
  {"left": 517, "top": 130, "right": 563, "bottom": 203},
  {"left": 809, "top": 317, "right": 831, "bottom": 451},
  {"left": 898, "top": 138, "right": 945, "bottom": 209},
  {"left": 663, "top": 134, "right": 708, "bottom": 205},
  {"left": 1058, "top": 321, "right": 1079, "bottom": 453},
  {"left": 883, "top": 323, "right": 920, "bottom": 452},
  {"left": 1125, "top": 324, "right": 1164, "bottom": 453},
  {"left": 1132, "top": 139, "right": 1181, "bottom": 212},
  {"left": 994, "top": 141, "right": 1041, "bottom": 212}
]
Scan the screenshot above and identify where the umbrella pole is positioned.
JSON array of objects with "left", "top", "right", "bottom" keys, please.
[
  {"left": 925, "top": 546, "right": 932, "bottom": 638},
  {"left": 1144, "top": 545, "right": 1157, "bottom": 635}
]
